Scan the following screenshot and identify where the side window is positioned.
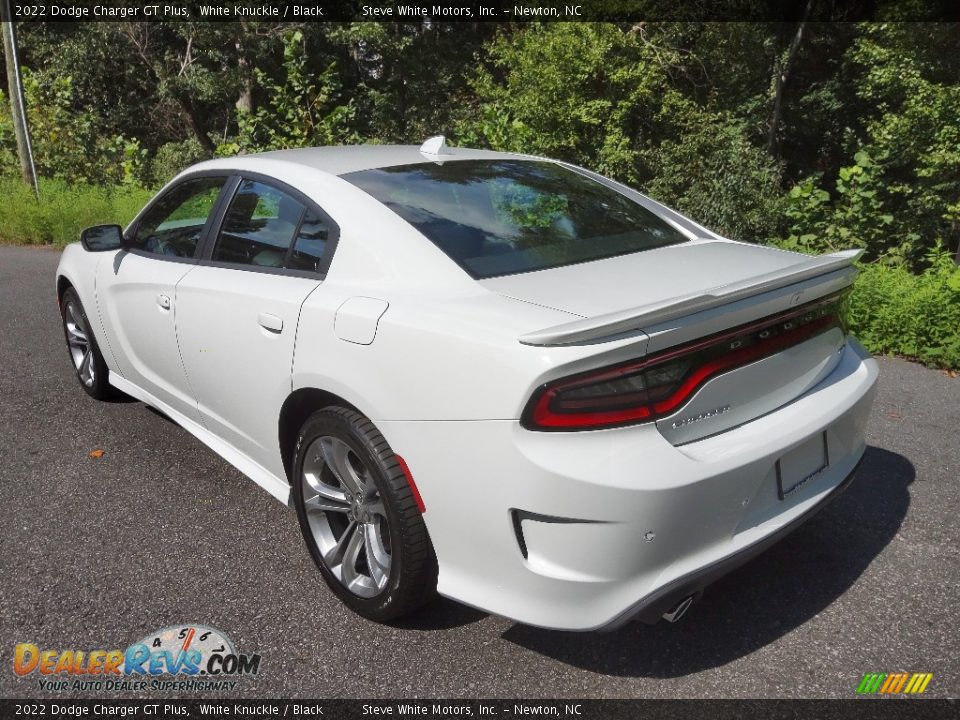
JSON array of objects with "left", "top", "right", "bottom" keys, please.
[
  {"left": 286, "top": 210, "right": 330, "bottom": 272},
  {"left": 212, "top": 179, "right": 333, "bottom": 273},
  {"left": 213, "top": 180, "right": 303, "bottom": 268},
  {"left": 131, "top": 177, "right": 226, "bottom": 258}
]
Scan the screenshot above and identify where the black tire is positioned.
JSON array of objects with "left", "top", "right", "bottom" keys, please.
[
  {"left": 292, "top": 406, "right": 437, "bottom": 621},
  {"left": 60, "top": 287, "right": 115, "bottom": 400}
]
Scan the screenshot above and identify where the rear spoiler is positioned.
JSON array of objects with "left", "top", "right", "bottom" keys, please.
[{"left": 519, "top": 249, "right": 863, "bottom": 347}]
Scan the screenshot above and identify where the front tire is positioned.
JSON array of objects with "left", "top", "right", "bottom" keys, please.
[
  {"left": 292, "top": 406, "right": 437, "bottom": 621},
  {"left": 60, "top": 287, "right": 114, "bottom": 400}
]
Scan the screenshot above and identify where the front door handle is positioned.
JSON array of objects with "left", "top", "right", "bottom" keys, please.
[
  {"left": 157, "top": 294, "right": 171, "bottom": 310},
  {"left": 258, "top": 312, "right": 283, "bottom": 333}
]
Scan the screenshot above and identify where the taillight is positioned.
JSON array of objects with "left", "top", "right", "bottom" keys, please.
[{"left": 522, "top": 296, "right": 843, "bottom": 431}]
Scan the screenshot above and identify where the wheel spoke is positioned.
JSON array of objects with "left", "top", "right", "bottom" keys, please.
[
  {"left": 320, "top": 437, "right": 363, "bottom": 494},
  {"left": 363, "top": 522, "right": 391, "bottom": 589},
  {"left": 323, "top": 520, "right": 357, "bottom": 567},
  {"left": 66, "top": 322, "right": 87, "bottom": 345},
  {"left": 64, "top": 303, "right": 89, "bottom": 350},
  {"left": 338, "top": 523, "right": 366, "bottom": 592},
  {"left": 357, "top": 468, "right": 378, "bottom": 494},
  {"left": 303, "top": 492, "right": 350, "bottom": 514},
  {"left": 80, "top": 350, "right": 94, "bottom": 385},
  {"left": 67, "top": 303, "right": 84, "bottom": 330}
]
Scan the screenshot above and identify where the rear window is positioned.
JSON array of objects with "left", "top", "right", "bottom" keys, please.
[{"left": 343, "top": 160, "right": 688, "bottom": 278}]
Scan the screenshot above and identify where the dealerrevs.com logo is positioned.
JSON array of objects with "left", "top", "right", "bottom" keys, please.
[{"left": 13, "top": 624, "right": 261, "bottom": 693}]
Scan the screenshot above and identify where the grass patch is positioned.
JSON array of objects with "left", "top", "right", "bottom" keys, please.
[
  {"left": 846, "top": 255, "right": 960, "bottom": 369},
  {"left": 0, "top": 175, "right": 153, "bottom": 246}
]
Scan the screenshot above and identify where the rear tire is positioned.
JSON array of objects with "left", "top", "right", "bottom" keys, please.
[
  {"left": 292, "top": 406, "right": 437, "bottom": 621},
  {"left": 60, "top": 287, "right": 114, "bottom": 400},
  {"left": 293, "top": 407, "right": 437, "bottom": 622}
]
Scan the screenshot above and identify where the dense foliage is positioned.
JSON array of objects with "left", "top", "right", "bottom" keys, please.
[{"left": 1, "top": 20, "right": 958, "bottom": 366}]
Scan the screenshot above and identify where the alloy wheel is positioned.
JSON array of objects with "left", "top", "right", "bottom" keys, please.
[{"left": 301, "top": 435, "right": 392, "bottom": 598}]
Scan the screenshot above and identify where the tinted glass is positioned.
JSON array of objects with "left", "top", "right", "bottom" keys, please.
[
  {"left": 286, "top": 211, "right": 330, "bottom": 272},
  {"left": 132, "top": 177, "right": 226, "bottom": 258},
  {"left": 344, "top": 160, "right": 688, "bottom": 278},
  {"left": 213, "top": 180, "right": 306, "bottom": 268}
]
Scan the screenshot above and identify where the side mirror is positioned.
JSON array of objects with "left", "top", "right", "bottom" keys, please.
[{"left": 80, "top": 224, "right": 124, "bottom": 252}]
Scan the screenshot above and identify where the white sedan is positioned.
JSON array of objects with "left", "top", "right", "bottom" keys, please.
[{"left": 56, "top": 137, "right": 878, "bottom": 630}]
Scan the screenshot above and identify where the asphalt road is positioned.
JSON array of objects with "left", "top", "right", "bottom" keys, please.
[{"left": 1, "top": 244, "right": 958, "bottom": 700}]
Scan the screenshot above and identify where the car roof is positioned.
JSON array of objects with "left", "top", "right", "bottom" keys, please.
[{"left": 225, "top": 144, "right": 536, "bottom": 177}]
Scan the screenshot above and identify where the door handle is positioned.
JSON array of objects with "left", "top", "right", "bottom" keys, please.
[
  {"left": 157, "top": 294, "right": 171, "bottom": 310},
  {"left": 258, "top": 312, "right": 283, "bottom": 333}
]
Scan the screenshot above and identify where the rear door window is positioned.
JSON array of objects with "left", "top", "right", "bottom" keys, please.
[
  {"left": 213, "top": 180, "right": 304, "bottom": 268},
  {"left": 212, "top": 179, "right": 333, "bottom": 273}
]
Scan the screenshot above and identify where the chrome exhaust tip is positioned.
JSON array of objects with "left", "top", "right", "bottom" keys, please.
[{"left": 662, "top": 594, "right": 695, "bottom": 623}]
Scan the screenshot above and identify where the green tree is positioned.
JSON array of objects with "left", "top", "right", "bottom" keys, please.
[
  {"left": 224, "top": 30, "right": 356, "bottom": 153},
  {"left": 457, "top": 23, "right": 783, "bottom": 240},
  {"left": 0, "top": 69, "right": 143, "bottom": 184}
]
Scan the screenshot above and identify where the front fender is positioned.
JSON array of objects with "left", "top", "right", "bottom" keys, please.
[{"left": 56, "top": 243, "right": 123, "bottom": 376}]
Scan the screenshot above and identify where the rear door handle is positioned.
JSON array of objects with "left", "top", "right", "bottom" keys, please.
[
  {"left": 157, "top": 294, "right": 171, "bottom": 310},
  {"left": 258, "top": 312, "right": 283, "bottom": 333}
]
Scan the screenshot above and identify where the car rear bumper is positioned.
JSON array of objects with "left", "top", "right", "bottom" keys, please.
[
  {"left": 377, "top": 338, "right": 879, "bottom": 631},
  {"left": 602, "top": 453, "right": 863, "bottom": 629}
]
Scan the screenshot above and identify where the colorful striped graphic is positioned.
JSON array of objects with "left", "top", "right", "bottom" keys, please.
[{"left": 857, "top": 672, "right": 933, "bottom": 695}]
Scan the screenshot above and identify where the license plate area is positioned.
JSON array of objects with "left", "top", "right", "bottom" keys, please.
[{"left": 776, "top": 431, "right": 829, "bottom": 500}]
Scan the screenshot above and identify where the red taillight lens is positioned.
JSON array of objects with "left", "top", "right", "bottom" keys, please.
[{"left": 522, "top": 296, "right": 843, "bottom": 431}]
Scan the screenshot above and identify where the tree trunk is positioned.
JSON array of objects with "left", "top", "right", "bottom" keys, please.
[
  {"left": 235, "top": 74, "right": 254, "bottom": 114},
  {"left": 178, "top": 96, "right": 216, "bottom": 154},
  {"left": 767, "top": 5, "right": 810, "bottom": 158},
  {"left": 235, "top": 36, "right": 254, "bottom": 114},
  {"left": 1, "top": 3, "right": 38, "bottom": 196}
]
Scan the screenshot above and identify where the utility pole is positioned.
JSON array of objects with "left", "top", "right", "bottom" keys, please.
[{"left": 1, "top": 0, "right": 39, "bottom": 198}]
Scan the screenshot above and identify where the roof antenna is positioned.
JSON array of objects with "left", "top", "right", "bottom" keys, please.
[{"left": 419, "top": 135, "right": 450, "bottom": 159}]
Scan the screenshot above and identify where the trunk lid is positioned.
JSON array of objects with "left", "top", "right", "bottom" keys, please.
[{"left": 479, "top": 240, "right": 820, "bottom": 320}]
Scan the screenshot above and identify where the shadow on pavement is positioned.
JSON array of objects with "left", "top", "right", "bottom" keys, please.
[
  {"left": 395, "top": 597, "right": 489, "bottom": 632},
  {"left": 501, "top": 445, "right": 913, "bottom": 677},
  {"left": 101, "top": 390, "right": 138, "bottom": 404}
]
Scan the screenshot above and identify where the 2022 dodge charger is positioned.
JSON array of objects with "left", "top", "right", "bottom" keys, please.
[{"left": 56, "top": 137, "right": 878, "bottom": 630}]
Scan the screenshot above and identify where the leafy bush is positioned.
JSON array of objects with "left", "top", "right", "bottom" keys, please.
[
  {"left": 0, "top": 176, "right": 152, "bottom": 246},
  {"left": 0, "top": 74, "right": 145, "bottom": 185},
  {"left": 781, "top": 150, "right": 900, "bottom": 257},
  {"left": 779, "top": 25, "right": 960, "bottom": 269},
  {"left": 846, "top": 246, "right": 960, "bottom": 369},
  {"left": 847, "top": 24, "right": 960, "bottom": 261}
]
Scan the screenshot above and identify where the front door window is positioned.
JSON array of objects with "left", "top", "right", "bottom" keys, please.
[{"left": 131, "top": 177, "right": 227, "bottom": 258}]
